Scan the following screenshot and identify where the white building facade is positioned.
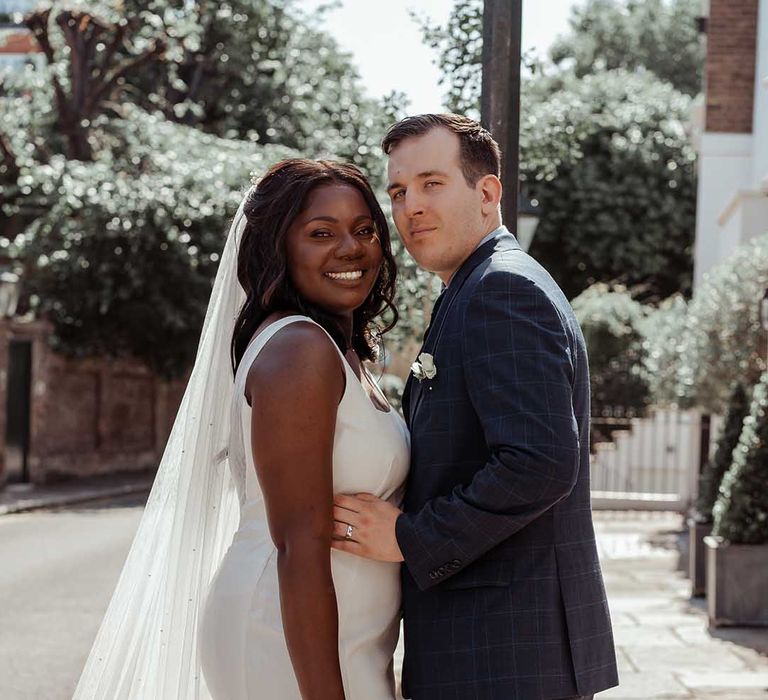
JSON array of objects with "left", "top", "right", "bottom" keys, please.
[{"left": 693, "top": 0, "right": 768, "bottom": 289}]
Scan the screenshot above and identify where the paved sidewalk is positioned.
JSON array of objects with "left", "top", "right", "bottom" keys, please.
[
  {"left": 0, "top": 472, "right": 153, "bottom": 515},
  {"left": 595, "top": 511, "right": 768, "bottom": 699},
  {"left": 3, "top": 479, "right": 766, "bottom": 698}
]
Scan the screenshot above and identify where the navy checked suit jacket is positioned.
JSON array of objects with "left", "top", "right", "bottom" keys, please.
[{"left": 396, "top": 230, "right": 618, "bottom": 700}]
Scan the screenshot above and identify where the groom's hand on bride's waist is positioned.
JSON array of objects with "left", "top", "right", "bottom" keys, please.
[{"left": 331, "top": 493, "right": 404, "bottom": 563}]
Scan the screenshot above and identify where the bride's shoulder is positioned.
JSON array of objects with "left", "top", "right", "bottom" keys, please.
[{"left": 246, "top": 316, "right": 344, "bottom": 395}]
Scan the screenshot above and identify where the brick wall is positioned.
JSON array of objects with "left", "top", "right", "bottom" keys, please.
[
  {"left": 705, "top": 0, "right": 760, "bottom": 132},
  {"left": 0, "top": 318, "right": 187, "bottom": 485},
  {"left": 0, "top": 31, "right": 41, "bottom": 55}
]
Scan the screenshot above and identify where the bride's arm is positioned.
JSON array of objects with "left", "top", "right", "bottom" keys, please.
[{"left": 247, "top": 322, "right": 347, "bottom": 700}]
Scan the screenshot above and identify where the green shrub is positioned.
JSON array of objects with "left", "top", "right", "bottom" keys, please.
[
  {"left": 639, "top": 294, "right": 690, "bottom": 407},
  {"left": 695, "top": 383, "right": 750, "bottom": 523},
  {"left": 15, "top": 106, "right": 295, "bottom": 377},
  {"left": 636, "top": 233, "right": 768, "bottom": 413},
  {"left": 1, "top": 2, "right": 434, "bottom": 377},
  {"left": 713, "top": 371, "right": 768, "bottom": 544},
  {"left": 680, "top": 233, "right": 768, "bottom": 413},
  {"left": 571, "top": 283, "right": 650, "bottom": 415}
]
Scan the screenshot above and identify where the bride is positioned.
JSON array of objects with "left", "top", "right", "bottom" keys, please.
[{"left": 73, "top": 159, "right": 410, "bottom": 699}]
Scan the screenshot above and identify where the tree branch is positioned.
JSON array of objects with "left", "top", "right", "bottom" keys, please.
[
  {"left": 89, "top": 40, "right": 166, "bottom": 113},
  {"left": 0, "top": 131, "right": 20, "bottom": 183},
  {"left": 24, "top": 10, "right": 70, "bottom": 127},
  {"left": 24, "top": 8, "right": 166, "bottom": 160},
  {"left": 93, "top": 20, "right": 129, "bottom": 84},
  {"left": 24, "top": 9, "right": 55, "bottom": 64}
]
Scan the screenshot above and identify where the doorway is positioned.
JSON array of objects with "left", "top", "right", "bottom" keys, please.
[{"left": 5, "top": 339, "right": 32, "bottom": 483}]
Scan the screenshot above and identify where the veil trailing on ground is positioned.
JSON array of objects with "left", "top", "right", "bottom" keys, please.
[{"left": 73, "top": 191, "right": 253, "bottom": 699}]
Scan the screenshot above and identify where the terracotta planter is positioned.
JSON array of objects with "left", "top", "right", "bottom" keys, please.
[
  {"left": 688, "top": 518, "right": 713, "bottom": 597},
  {"left": 705, "top": 535, "right": 768, "bottom": 627}
]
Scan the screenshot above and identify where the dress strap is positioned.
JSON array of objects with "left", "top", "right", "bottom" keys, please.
[
  {"left": 227, "top": 315, "right": 346, "bottom": 502},
  {"left": 234, "top": 315, "right": 315, "bottom": 393},
  {"left": 239, "top": 315, "right": 349, "bottom": 380}
]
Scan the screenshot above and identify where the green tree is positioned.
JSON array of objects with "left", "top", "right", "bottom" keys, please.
[
  {"left": 417, "top": 0, "right": 697, "bottom": 300},
  {"left": 416, "top": 0, "right": 703, "bottom": 115},
  {"left": 3, "top": 2, "right": 428, "bottom": 376},
  {"left": 695, "top": 384, "right": 750, "bottom": 523},
  {"left": 713, "top": 372, "right": 768, "bottom": 545},
  {"left": 90, "top": 0, "right": 397, "bottom": 179},
  {"left": 412, "top": 0, "right": 483, "bottom": 116},
  {"left": 15, "top": 104, "right": 294, "bottom": 376},
  {"left": 550, "top": 0, "right": 704, "bottom": 96},
  {"left": 640, "top": 232, "right": 768, "bottom": 413},
  {"left": 522, "top": 69, "right": 696, "bottom": 299},
  {"left": 23, "top": 6, "right": 166, "bottom": 161}
]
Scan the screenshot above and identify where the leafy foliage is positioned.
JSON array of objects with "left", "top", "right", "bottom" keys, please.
[
  {"left": 522, "top": 69, "right": 696, "bottom": 300},
  {"left": 638, "top": 293, "right": 690, "bottom": 406},
  {"left": 695, "top": 384, "right": 750, "bottom": 523},
  {"left": 411, "top": 0, "right": 483, "bottom": 117},
  {"left": 571, "top": 283, "right": 650, "bottom": 414},
  {"left": 549, "top": 0, "right": 704, "bottom": 96},
  {"left": 15, "top": 105, "right": 294, "bottom": 376},
  {"left": 418, "top": 0, "right": 697, "bottom": 300},
  {"left": 104, "top": 0, "right": 398, "bottom": 178},
  {"left": 638, "top": 233, "right": 768, "bottom": 413},
  {"left": 713, "top": 372, "right": 768, "bottom": 545},
  {"left": 677, "top": 234, "right": 768, "bottom": 412},
  {"left": 2, "top": 1, "right": 430, "bottom": 375},
  {"left": 417, "top": 0, "right": 703, "bottom": 114}
]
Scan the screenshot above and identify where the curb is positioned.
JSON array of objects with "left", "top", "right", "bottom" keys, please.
[{"left": 0, "top": 481, "right": 152, "bottom": 516}]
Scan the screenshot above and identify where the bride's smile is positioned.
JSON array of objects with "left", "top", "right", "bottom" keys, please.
[{"left": 285, "top": 182, "right": 383, "bottom": 319}]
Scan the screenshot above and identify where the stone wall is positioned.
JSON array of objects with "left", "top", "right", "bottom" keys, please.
[{"left": 0, "top": 318, "right": 186, "bottom": 486}]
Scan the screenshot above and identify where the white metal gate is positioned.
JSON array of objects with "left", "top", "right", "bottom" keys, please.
[{"left": 590, "top": 409, "right": 718, "bottom": 511}]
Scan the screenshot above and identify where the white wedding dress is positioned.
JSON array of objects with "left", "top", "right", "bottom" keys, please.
[{"left": 199, "top": 315, "right": 410, "bottom": 699}]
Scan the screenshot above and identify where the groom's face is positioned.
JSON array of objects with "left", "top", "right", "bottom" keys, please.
[{"left": 386, "top": 128, "right": 487, "bottom": 283}]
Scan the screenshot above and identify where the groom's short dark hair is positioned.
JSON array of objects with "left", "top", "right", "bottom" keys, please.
[{"left": 381, "top": 114, "right": 501, "bottom": 187}]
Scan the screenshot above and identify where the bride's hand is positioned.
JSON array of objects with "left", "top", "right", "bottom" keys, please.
[{"left": 331, "top": 493, "right": 404, "bottom": 563}]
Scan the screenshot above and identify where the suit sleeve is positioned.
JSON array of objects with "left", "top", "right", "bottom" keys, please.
[{"left": 395, "top": 271, "right": 580, "bottom": 591}]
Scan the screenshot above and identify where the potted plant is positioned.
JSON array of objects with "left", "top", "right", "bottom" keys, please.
[
  {"left": 688, "top": 384, "right": 749, "bottom": 595},
  {"left": 705, "top": 372, "right": 768, "bottom": 626}
]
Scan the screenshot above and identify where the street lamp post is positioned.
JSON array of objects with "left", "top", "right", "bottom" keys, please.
[
  {"left": 516, "top": 188, "right": 542, "bottom": 252},
  {"left": 480, "top": 0, "right": 523, "bottom": 229}
]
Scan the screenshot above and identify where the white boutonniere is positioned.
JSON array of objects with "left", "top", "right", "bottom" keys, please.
[{"left": 411, "top": 352, "right": 437, "bottom": 382}]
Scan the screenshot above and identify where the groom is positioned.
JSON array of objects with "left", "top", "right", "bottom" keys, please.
[{"left": 332, "top": 114, "right": 618, "bottom": 699}]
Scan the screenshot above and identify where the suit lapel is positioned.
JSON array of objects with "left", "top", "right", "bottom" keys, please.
[
  {"left": 401, "top": 372, "right": 414, "bottom": 427},
  {"left": 408, "top": 231, "right": 521, "bottom": 425}
]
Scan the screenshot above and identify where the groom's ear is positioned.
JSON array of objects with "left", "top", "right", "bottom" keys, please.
[{"left": 477, "top": 174, "right": 502, "bottom": 214}]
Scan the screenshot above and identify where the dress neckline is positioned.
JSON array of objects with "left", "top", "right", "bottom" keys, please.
[{"left": 245, "top": 315, "right": 393, "bottom": 415}]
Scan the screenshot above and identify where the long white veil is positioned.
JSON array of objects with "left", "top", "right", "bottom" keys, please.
[{"left": 73, "top": 192, "right": 252, "bottom": 699}]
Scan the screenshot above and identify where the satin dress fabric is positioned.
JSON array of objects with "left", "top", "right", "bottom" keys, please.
[{"left": 200, "top": 316, "right": 410, "bottom": 699}]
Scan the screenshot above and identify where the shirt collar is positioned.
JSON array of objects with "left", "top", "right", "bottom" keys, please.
[{"left": 445, "top": 225, "right": 507, "bottom": 288}]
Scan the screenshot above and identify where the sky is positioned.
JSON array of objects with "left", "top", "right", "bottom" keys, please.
[{"left": 296, "top": 0, "right": 580, "bottom": 114}]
